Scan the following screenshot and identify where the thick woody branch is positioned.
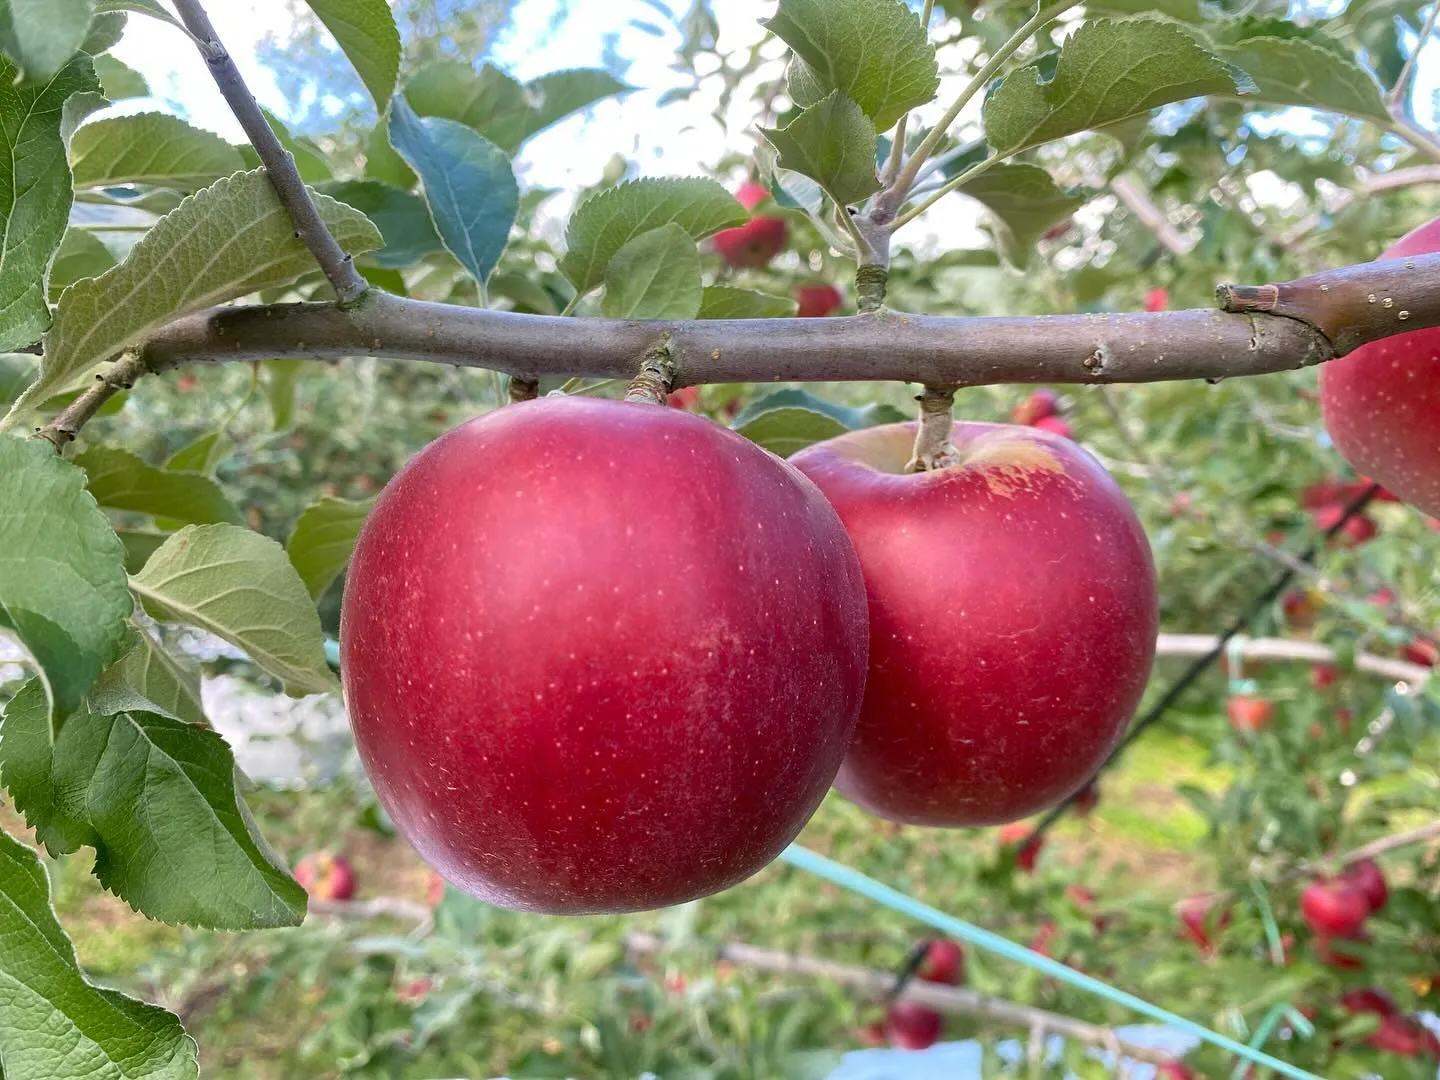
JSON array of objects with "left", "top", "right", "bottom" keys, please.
[
  {"left": 625, "top": 933, "right": 1175, "bottom": 1068},
  {"left": 169, "top": 0, "right": 369, "bottom": 306}
]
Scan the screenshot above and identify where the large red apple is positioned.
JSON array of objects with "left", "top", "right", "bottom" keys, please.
[
  {"left": 711, "top": 182, "right": 788, "bottom": 268},
  {"left": 1320, "top": 218, "right": 1440, "bottom": 516},
  {"left": 790, "top": 422, "right": 1157, "bottom": 825},
  {"left": 340, "top": 397, "right": 869, "bottom": 913}
]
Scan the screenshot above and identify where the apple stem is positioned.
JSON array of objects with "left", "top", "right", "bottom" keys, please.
[
  {"left": 623, "top": 336, "right": 675, "bottom": 405},
  {"left": 906, "top": 385, "right": 960, "bottom": 472},
  {"left": 507, "top": 376, "right": 539, "bottom": 403},
  {"left": 855, "top": 264, "right": 889, "bottom": 314}
]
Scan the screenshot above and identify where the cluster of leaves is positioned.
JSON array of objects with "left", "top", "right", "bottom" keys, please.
[{"left": 0, "top": 0, "right": 1437, "bottom": 1077}]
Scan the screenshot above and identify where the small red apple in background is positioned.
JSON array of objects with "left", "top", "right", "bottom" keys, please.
[
  {"left": 394, "top": 977, "right": 433, "bottom": 1005},
  {"left": 1311, "top": 663, "right": 1339, "bottom": 690},
  {"left": 1282, "top": 588, "right": 1315, "bottom": 629},
  {"left": 1071, "top": 780, "right": 1100, "bottom": 816},
  {"left": 855, "top": 1020, "right": 886, "bottom": 1046},
  {"left": 1030, "top": 919, "right": 1058, "bottom": 957},
  {"left": 1227, "top": 696, "right": 1273, "bottom": 734},
  {"left": 1169, "top": 490, "right": 1194, "bottom": 517},
  {"left": 1177, "top": 895, "right": 1230, "bottom": 955},
  {"left": 294, "top": 851, "right": 355, "bottom": 900},
  {"left": 711, "top": 182, "right": 788, "bottom": 268},
  {"left": 176, "top": 372, "right": 199, "bottom": 393},
  {"left": 1300, "top": 478, "right": 1369, "bottom": 510},
  {"left": 998, "top": 822, "right": 1045, "bottom": 872},
  {"left": 1011, "top": 389, "right": 1059, "bottom": 425},
  {"left": 1403, "top": 638, "right": 1438, "bottom": 668},
  {"left": 1317, "top": 933, "right": 1368, "bottom": 969},
  {"left": 426, "top": 870, "right": 445, "bottom": 908},
  {"left": 1144, "top": 287, "right": 1168, "bottom": 312},
  {"left": 1370, "top": 1014, "right": 1440, "bottom": 1058},
  {"left": 885, "top": 1001, "right": 942, "bottom": 1050},
  {"left": 1321, "top": 217, "right": 1440, "bottom": 517},
  {"left": 666, "top": 386, "right": 700, "bottom": 410},
  {"left": 790, "top": 422, "right": 1158, "bottom": 826},
  {"left": 1369, "top": 587, "right": 1397, "bottom": 607},
  {"left": 1041, "top": 220, "right": 1072, "bottom": 242},
  {"left": 340, "top": 397, "right": 869, "bottom": 913},
  {"left": 795, "top": 284, "right": 843, "bottom": 317},
  {"left": 916, "top": 939, "right": 965, "bottom": 985},
  {"left": 1301, "top": 878, "right": 1370, "bottom": 937},
  {"left": 1342, "top": 857, "right": 1389, "bottom": 914},
  {"left": 1156, "top": 1063, "right": 1196, "bottom": 1080},
  {"left": 1341, "top": 987, "right": 1398, "bottom": 1018},
  {"left": 1030, "top": 415, "right": 1073, "bottom": 439},
  {"left": 1311, "top": 503, "right": 1378, "bottom": 545}
]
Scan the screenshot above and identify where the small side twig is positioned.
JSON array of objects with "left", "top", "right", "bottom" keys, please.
[
  {"left": 169, "top": 0, "right": 369, "bottom": 306},
  {"left": 1109, "top": 173, "right": 1192, "bottom": 256},
  {"left": 32, "top": 352, "right": 149, "bottom": 451}
]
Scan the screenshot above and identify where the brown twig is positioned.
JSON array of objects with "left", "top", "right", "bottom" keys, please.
[
  {"left": 625, "top": 933, "right": 1176, "bottom": 1068},
  {"left": 1110, "top": 173, "right": 1193, "bottom": 256},
  {"left": 1155, "top": 633, "right": 1433, "bottom": 684},
  {"left": 169, "top": 0, "right": 369, "bottom": 306},
  {"left": 32, "top": 352, "right": 148, "bottom": 450}
]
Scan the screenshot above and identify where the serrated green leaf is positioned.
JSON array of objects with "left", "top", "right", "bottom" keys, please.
[
  {"left": 406, "top": 60, "right": 533, "bottom": 153},
  {"left": 0, "top": 0, "right": 96, "bottom": 81},
  {"left": 363, "top": 121, "right": 415, "bottom": 189},
  {"left": 70, "top": 112, "right": 247, "bottom": 191},
  {"left": 733, "top": 406, "right": 850, "bottom": 457},
  {"left": 954, "top": 162, "right": 1087, "bottom": 267},
  {"left": 0, "top": 437, "right": 131, "bottom": 722},
  {"left": 560, "top": 178, "right": 747, "bottom": 294},
  {"left": 0, "top": 826, "right": 198, "bottom": 1080},
  {"left": 1215, "top": 35, "right": 1389, "bottom": 123},
  {"left": 73, "top": 445, "right": 242, "bottom": 525},
  {"left": 2, "top": 679, "right": 305, "bottom": 929},
  {"left": 91, "top": 53, "right": 146, "bottom": 98},
  {"left": 3, "top": 169, "right": 380, "bottom": 426},
  {"left": 130, "top": 523, "right": 338, "bottom": 697},
  {"left": 90, "top": 625, "right": 205, "bottom": 726},
  {"left": 163, "top": 430, "right": 230, "bottom": 474},
  {"left": 116, "top": 528, "right": 165, "bottom": 574},
  {"left": 764, "top": 0, "right": 939, "bottom": 131},
  {"left": 983, "top": 17, "right": 1257, "bottom": 157},
  {"left": 731, "top": 388, "right": 906, "bottom": 430},
  {"left": 287, "top": 496, "right": 372, "bottom": 599},
  {"left": 77, "top": 9, "right": 124, "bottom": 55},
  {"left": 699, "top": 286, "right": 797, "bottom": 319},
  {"left": 0, "top": 53, "right": 99, "bottom": 352},
  {"left": 388, "top": 98, "right": 517, "bottom": 285},
  {"left": 47, "top": 228, "right": 115, "bottom": 300},
  {"left": 761, "top": 91, "right": 879, "bottom": 206},
  {"left": 523, "top": 68, "right": 632, "bottom": 142},
  {"left": 235, "top": 109, "right": 332, "bottom": 183},
  {"left": 320, "top": 178, "right": 442, "bottom": 268},
  {"left": 601, "top": 223, "right": 703, "bottom": 320},
  {"left": 303, "top": 0, "right": 399, "bottom": 112}
]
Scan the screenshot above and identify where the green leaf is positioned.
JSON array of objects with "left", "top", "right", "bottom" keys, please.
[
  {"left": 72, "top": 445, "right": 242, "bottom": 525},
  {"left": 699, "top": 286, "right": 797, "bottom": 319},
  {"left": 4, "top": 168, "right": 380, "bottom": 425},
  {"left": 116, "top": 528, "right": 165, "bottom": 574},
  {"left": 983, "top": 17, "right": 1257, "bottom": 157},
  {"left": 303, "top": 0, "right": 399, "bottom": 112},
  {"left": 94, "top": 0, "right": 182, "bottom": 30},
  {"left": 320, "top": 179, "right": 442, "bottom": 268},
  {"left": 523, "top": 68, "right": 633, "bottom": 142},
  {"left": 0, "top": 0, "right": 96, "bottom": 81},
  {"left": 761, "top": 91, "right": 880, "bottom": 205},
  {"left": 47, "top": 229, "right": 115, "bottom": 301},
  {"left": 363, "top": 122, "right": 415, "bottom": 189},
  {"left": 287, "top": 496, "right": 373, "bottom": 600},
  {"left": 405, "top": 60, "right": 533, "bottom": 153},
  {"left": 601, "top": 223, "right": 703, "bottom": 320},
  {"left": 1, "top": 680, "right": 306, "bottom": 929},
  {"left": 0, "top": 436, "right": 131, "bottom": 722},
  {"left": 130, "top": 523, "right": 339, "bottom": 697},
  {"left": 733, "top": 406, "right": 849, "bottom": 457},
  {"left": 0, "top": 53, "right": 99, "bottom": 352},
  {"left": 559, "top": 177, "right": 747, "bottom": 294},
  {"left": 0, "top": 352, "right": 34, "bottom": 401},
  {"left": 236, "top": 109, "right": 332, "bottom": 183},
  {"left": 387, "top": 98, "right": 517, "bottom": 285},
  {"left": 69, "top": 112, "right": 247, "bottom": 191},
  {"left": 264, "top": 360, "right": 302, "bottom": 430},
  {"left": 0, "top": 827, "right": 198, "bottom": 1079},
  {"left": 1214, "top": 35, "right": 1389, "bottom": 123},
  {"left": 90, "top": 625, "right": 206, "bottom": 726},
  {"left": 163, "top": 430, "right": 230, "bottom": 474},
  {"left": 953, "top": 163, "right": 1087, "bottom": 266},
  {"left": 763, "top": 0, "right": 939, "bottom": 131},
  {"left": 730, "top": 387, "right": 906, "bottom": 430},
  {"left": 77, "top": 9, "right": 124, "bottom": 55},
  {"left": 91, "top": 53, "right": 146, "bottom": 98}
]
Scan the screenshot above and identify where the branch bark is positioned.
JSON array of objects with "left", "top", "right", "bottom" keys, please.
[
  {"left": 1156, "top": 633, "right": 1433, "bottom": 685},
  {"left": 625, "top": 933, "right": 1177, "bottom": 1068},
  {"left": 169, "top": 0, "right": 369, "bottom": 306}
]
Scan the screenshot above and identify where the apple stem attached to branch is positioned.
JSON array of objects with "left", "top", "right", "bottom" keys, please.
[
  {"left": 169, "top": 0, "right": 370, "bottom": 307},
  {"left": 906, "top": 385, "right": 960, "bottom": 472},
  {"left": 508, "top": 376, "right": 540, "bottom": 403},
  {"left": 622, "top": 335, "right": 676, "bottom": 405}
]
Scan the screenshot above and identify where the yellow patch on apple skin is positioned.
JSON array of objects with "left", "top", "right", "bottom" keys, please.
[{"left": 959, "top": 434, "right": 1067, "bottom": 498}]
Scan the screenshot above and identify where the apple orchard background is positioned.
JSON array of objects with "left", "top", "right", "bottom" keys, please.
[{"left": 2, "top": 0, "right": 1440, "bottom": 1078}]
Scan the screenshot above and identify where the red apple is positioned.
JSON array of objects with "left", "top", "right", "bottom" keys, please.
[
  {"left": 1311, "top": 503, "right": 1378, "bottom": 545},
  {"left": 1156, "top": 1063, "right": 1196, "bottom": 1080},
  {"left": 1282, "top": 588, "right": 1315, "bottom": 628},
  {"left": 1011, "top": 389, "right": 1059, "bottom": 425},
  {"left": 1316, "top": 933, "right": 1367, "bottom": 969},
  {"left": 1340, "top": 987, "right": 1398, "bottom": 1018},
  {"left": 1029, "top": 415, "right": 1073, "bottom": 439},
  {"left": 917, "top": 939, "right": 965, "bottom": 985},
  {"left": 1301, "top": 878, "right": 1370, "bottom": 937},
  {"left": 1403, "top": 639, "right": 1438, "bottom": 668},
  {"left": 711, "top": 182, "right": 788, "bottom": 268},
  {"left": 1178, "top": 895, "right": 1230, "bottom": 955},
  {"left": 1030, "top": 919, "right": 1058, "bottom": 957},
  {"left": 1311, "top": 663, "right": 1339, "bottom": 690},
  {"left": 1071, "top": 780, "right": 1100, "bottom": 816},
  {"left": 789, "top": 422, "right": 1158, "bottom": 825},
  {"left": 1370, "top": 1013, "right": 1440, "bottom": 1058},
  {"left": 855, "top": 1021, "right": 886, "bottom": 1047},
  {"left": 1342, "top": 857, "right": 1389, "bottom": 914},
  {"left": 885, "top": 1002, "right": 942, "bottom": 1050},
  {"left": 666, "top": 386, "right": 700, "bottom": 410},
  {"left": 796, "top": 284, "right": 843, "bottom": 318},
  {"left": 425, "top": 870, "right": 445, "bottom": 908},
  {"left": 1227, "top": 696, "right": 1273, "bottom": 734},
  {"left": 999, "top": 822, "right": 1044, "bottom": 872},
  {"left": 294, "top": 851, "right": 355, "bottom": 901},
  {"left": 1321, "top": 218, "right": 1440, "bottom": 516},
  {"left": 1144, "top": 287, "right": 1168, "bottom": 312},
  {"left": 340, "top": 397, "right": 869, "bottom": 913}
]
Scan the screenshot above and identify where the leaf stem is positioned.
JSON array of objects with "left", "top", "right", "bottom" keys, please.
[
  {"left": 892, "top": 154, "right": 1001, "bottom": 229},
  {"left": 1390, "top": 1, "right": 1440, "bottom": 111},
  {"left": 880, "top": 0, "right": 936, "bottom": 185}
]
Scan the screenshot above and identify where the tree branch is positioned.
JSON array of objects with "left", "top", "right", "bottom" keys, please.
[
  {"left": 169, "top": 0, "right": 369, "bottom": 306},
  {"left": 33, "top": 352, "right": 148, "bottom": 449},
  {"left": 1156, "top": 633, "right": 1433, "bottom": 685},
  {"left": 624, "top": 933, "right": 1177, "bottom": 1068}
]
